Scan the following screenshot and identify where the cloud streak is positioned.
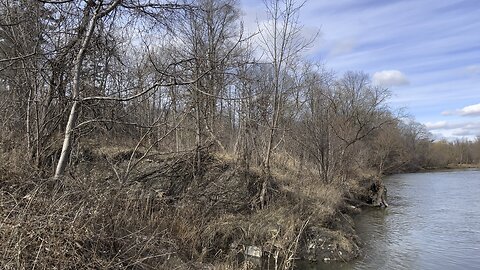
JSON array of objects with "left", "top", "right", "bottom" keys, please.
[
  {"left": 329, "top": 39, "right": 356, "bottom": 56},
  {"left": 465, "top": 65, "right": 480, "bottom": 75},
  {"left": 372, "top": 70, "right": 409, "bottom": 87}
]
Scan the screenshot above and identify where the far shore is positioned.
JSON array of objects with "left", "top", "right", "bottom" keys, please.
[
  {"left": 408, "top": 164, "right": 480, "bottom": 174},
  {"left": 385, "top": 164, "right": 480, "bottom": 176},
  {"left": 422, "top": 163, "right": 480, "bottom": 171}
]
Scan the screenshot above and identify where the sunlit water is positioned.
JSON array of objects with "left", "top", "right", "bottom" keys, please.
[{"left": 300, "top": 169, "right": 480, "bottom": 270}]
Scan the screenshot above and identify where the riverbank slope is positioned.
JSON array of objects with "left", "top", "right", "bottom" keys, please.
[{"left": 0, "top": 146, "right": 384, "bottom": 269}]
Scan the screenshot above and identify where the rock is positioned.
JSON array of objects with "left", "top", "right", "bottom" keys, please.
[
  {"left": 347, "top": 204, "right": 362, "bottom": 214},
  {"left": 299, "top": 226, "right": 360, "bottom": 262},
  {"left": 245, "top": 246, "right": 262, "bottom": 258}
]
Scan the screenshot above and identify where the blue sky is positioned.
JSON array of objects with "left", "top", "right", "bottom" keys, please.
[{"left": 240, "top": 0, "right": 480, "bottom": 140}]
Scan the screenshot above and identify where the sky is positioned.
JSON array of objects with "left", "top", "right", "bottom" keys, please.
[{"left": 240, "top": 0, "right": 480, "bottom": 140}]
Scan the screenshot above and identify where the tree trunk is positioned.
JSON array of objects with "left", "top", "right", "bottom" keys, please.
[
  {"left": 54, "top": 6, "right": 98, "bottom": 178},
  {"left": 54, "top": 100, "right": 79, "bottom": 178}
]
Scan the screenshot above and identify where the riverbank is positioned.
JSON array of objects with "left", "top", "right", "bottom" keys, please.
[
  {"left": 0, "top": 146, "right": 383, "bottom": 269},
  {"left": 421, "top": 163, "right": 480, "bottom": 172},
  {"left": 385, "top": 163, "right": 480, "bottom": 176}
]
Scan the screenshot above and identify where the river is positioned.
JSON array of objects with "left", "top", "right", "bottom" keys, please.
[{"left": 301, "top": 169, "right": 480, "bottom": 270}]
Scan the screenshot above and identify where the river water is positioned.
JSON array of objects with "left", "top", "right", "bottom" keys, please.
[{"left": 302, "top": 169, "right": 480, "bottom": 270}]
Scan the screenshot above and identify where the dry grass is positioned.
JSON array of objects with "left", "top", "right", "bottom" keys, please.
[
  {"left": 0, "top": 175, "right": 183, "bottom": 269},
  {"left": 0, "top": 147, "right": 361, "bottom": 269}
]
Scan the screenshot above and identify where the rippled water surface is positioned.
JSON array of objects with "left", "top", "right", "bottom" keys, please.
[{"left": 302, "top": 169, "right": 480, "bottom": 270}]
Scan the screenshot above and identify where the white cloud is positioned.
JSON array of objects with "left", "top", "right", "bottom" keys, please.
[
  {"left": 452, "top": 129, "right": 476, "bottom": 136},
  {"left": 425, "top": 121, "right": 480, "bottom": 131},
  {"left": 442, "top": 103, "right": 480, "bottom": 117},
  {"left": 424, "top": 120, "right": 480, "bottom": 140},
  {"left": 458, "top": 103, "right": 480, "bottom": 116},
  {"left": 372, "top": 70, "right": 409, "bottom": 87},
  {"left": 425, "top": 121, "right": 450, "bottom": 129}
]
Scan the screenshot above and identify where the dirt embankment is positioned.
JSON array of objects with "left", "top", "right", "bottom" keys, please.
[{"left": 0, "top": 148, "right": 386, "bottom": 269}]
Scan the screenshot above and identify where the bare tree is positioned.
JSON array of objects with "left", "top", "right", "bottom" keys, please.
[
  {"left": 54, "top": 0, "right": 123, "bottom": 178},
  {"left": 255, "top": 0, "right": 316, "bottom": 207},
  {"left": 258, "top": 0, "right": 315, "bottom": 172}
]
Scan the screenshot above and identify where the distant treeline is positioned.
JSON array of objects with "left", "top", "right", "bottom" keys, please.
[{"left": 365, "top": 120, "right": 480, "bottom": 174}]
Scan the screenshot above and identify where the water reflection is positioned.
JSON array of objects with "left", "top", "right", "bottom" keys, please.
[{"left": 299, "top": 169, "right": 480, "bottom": 270}]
